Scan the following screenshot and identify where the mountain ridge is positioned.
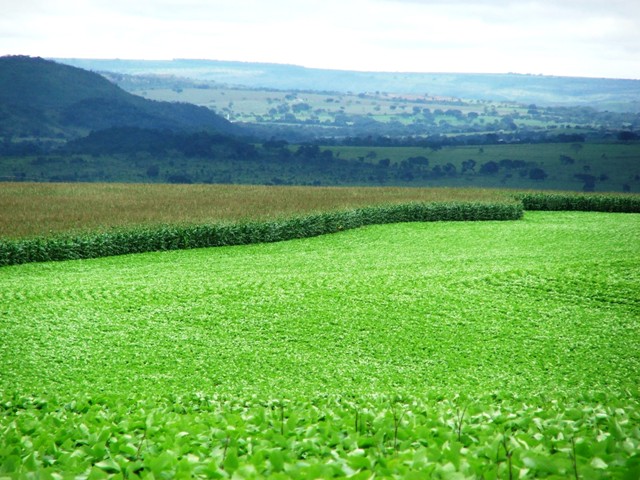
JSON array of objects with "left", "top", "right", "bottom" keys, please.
[{"left": 56, "top": 58, "right": 640, "bottom": 112}]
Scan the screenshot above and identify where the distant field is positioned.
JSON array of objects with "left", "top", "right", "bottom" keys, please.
[
  {"left": 329, "top": 142, "right": 640, "bottom": 191},
  {"left": 137, "top": 86, "right": 535, "bottom": 125},
  {"left": 0, "top": 183, "right": 514, "bottom": 238},
  {"left": 3, "top": 140, "right": 638, "bottom": 191},
  {"left": 2, "top": 211, "right": 639, "bottom": 477}
]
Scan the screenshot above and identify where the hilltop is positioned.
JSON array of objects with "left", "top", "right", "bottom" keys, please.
[{"left": 0, "top": 56, "right": 238, "bottom": 142}]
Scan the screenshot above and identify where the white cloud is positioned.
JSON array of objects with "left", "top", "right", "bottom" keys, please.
[{"left": 0, "top": 0, "right": 638, "bottom": 78}]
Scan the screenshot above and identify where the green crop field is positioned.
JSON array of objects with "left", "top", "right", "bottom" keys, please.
[{"left": 2, "top": 211, "right": 639, "bottom": 478}]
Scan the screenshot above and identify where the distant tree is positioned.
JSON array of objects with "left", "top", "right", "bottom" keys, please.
[
  {"left": 462, "top": 159, "right": 476, "bottom": 173},
  {"left": 479, "top": 161, "right": 499, "bottom": 175},
  {"left": 166, "top": 173, "right": 192, "bottom": 184},
  {"left": 283, "top": 113, "right": 298, "bottom": 123},
  {"left": 571, "top": 143, "right": 583, "bottom": 154},
  {"left": 264, "top": 138, "right": 289, "bottom": 149},
  {"left": 559, "top": 154, "right": 575, "bottom": 165},
  {"left": 146, "top": 165, "right": 159, "bottom": 178},
  {"left": 406, "top": 156, "right": 429, "bottom": 166},
  {"left": 430, "top": 165, "right": 444, "bottom": 178},
  {"left": 574, "top": 173, "right": 596, "bottom": 191},
  {"left": 233, "top": 143, "right": 257, "bottom": 159},
  {"left": 501, "top": 117, "right": 518, "bottom": 130},
  {"left": 295, "top": 144, "right": 320, "bottom": 158},
  {"left": 443, "top": 163, "right": 457, "bottom": 176},
  {"left": 377, "top": 158, "right": 390, "bottom": 168},
  {"left": 399, "top": 171, "right": 414, "bottom": 181},
  {"left": 528, "top": 168, "right": 548, "bottom": 180},
  {"left": 618, "top": 130, "right": 638, "bottom": 142},
  {"left": 292, "top": 102, "right": 311, "bottom": 113},
  {"left": 499, "top": 159, "right": 527, "bottom": 170}
]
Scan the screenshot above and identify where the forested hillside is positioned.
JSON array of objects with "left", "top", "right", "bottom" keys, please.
[{"left": 0, "top": 56, "right": 237, "bottom": 143}]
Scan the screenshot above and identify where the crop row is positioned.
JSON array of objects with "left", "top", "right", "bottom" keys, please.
[
  {"left": 2, "top": 393, "right": 638, "bottom": 479},
  {"left": 517, "top": 192, "right": 640, "bottom": 212},
  {"left": 1, "top": 192, "right": 638, "bottom": 267},
  {"left": 0, "top": 201, "right": 521, "bottom": 266}
]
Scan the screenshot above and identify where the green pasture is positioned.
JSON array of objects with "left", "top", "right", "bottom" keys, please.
[
  {"left": 3, "top": 139, "right": 637, "bottom": 191},
  {"left": 330, "top": 142, "right": 640, "bottom": 191},
  {"left": 1, "top": 211, "right": 639, "bottom": 477},
  {"left": 331, "top": 142, "right": 636, "bottom": 167},
  {"left": 135, "top": 86, "right": 540, "bottom": 126}
]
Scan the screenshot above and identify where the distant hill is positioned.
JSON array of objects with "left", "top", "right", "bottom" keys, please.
[
  {"left": 57, "top": 58, "right": 640, "bottom": 113},
  {"left": 0, "top": 56, "right": 238, "bottom": 140}
]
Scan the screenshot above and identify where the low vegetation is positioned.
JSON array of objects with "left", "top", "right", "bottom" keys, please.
[{"left": 2, "top": 211, "right": 639, "bottom": 477}]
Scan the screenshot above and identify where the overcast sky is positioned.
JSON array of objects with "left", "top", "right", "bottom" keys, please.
[{"left": 1, "top": 0, "right": 639, "bottom": 79}]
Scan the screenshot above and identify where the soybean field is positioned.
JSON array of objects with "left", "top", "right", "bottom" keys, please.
[{"left": 1, "top": 210, "right": 639, "bottom": 478}]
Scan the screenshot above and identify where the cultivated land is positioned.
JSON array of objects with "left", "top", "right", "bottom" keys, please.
[
  {"left": 1, "top": 210, "right": 639, "bottom": 478},
  {"left": 0, "top": 183, "right": 514, "bottom": 239}
]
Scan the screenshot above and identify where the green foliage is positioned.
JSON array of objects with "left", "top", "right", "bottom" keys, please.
[
  {"left": 1, "top": 393, "right": 638, "bottom": 479},
  {"left": 0, "top": 201, "right": 523, "bottom": 266},
  {"left": 517, "top": 192, "right": 640, "bottom": 212},
  {"left": 1, "top": 212, "right": 639, "bottom": 477}
]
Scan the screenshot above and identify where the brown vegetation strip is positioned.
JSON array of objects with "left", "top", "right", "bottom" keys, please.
[{"left": 0, "top": 183, "right": 513, "bottom": 239}]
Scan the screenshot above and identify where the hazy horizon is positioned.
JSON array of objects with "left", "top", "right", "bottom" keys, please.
[
  {"left": 46, "top": 56, "right": 640, "bottom": 81},
  {"left": 2, "top": 0, "right": 639, "bottom": 80}
]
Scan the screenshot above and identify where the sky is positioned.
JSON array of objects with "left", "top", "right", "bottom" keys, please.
[{"left": 1, "top": 0, "right": 639, "bottom": 79}]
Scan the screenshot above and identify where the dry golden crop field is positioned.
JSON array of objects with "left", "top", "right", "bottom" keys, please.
[{"left": 0, "top": 182, "right": 515, "bottom": 238}]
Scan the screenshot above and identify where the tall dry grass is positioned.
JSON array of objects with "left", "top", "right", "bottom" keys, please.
[{"left": 0, "top": 182, "right": 514, "bottom": 239}]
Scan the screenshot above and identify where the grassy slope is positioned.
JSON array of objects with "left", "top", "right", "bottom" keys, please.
[{"left": 2, "top": 211, "right": 639, "bottom": 477}]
